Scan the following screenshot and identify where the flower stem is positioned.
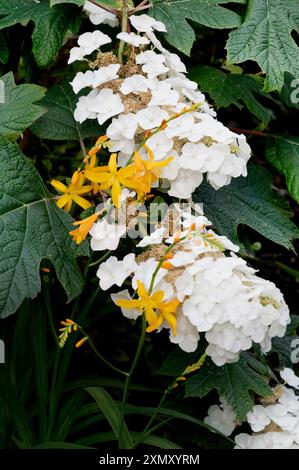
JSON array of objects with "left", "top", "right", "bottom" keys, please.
[
  {"left": 80, "top": 326, "right": 129, "bottom": 377},
  {"left": 88, "top": 0, "right": 117, "bottom": 14},
  {"left": 119, "top": 313, "right": 147, "bottom": 447},
  {"left": 118, "top": 0, "right": 129, "bottom": 64},
  {"left": 125, "top": 103, "right": 203, "bottom": 166},
  {"left": 89, "top": 250, "right": 111, "bottom": 268},
  {"left": 131, "top": 380, "right": 176, "bottom": 448},
  {"left": 229, "top": 127, "right": 270, "bottom": 137}
]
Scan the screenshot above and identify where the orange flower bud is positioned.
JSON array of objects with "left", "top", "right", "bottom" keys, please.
[
  {"left": 161, "top": 261, "right": 173, "bottom": 270},
  {"left": 75, "top": 337, "right": 88, "bottom": 349}
]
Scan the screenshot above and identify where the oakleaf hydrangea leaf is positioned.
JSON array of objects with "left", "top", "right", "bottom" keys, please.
[
  {"left": 194, "top": 166, "right": 299, "bottom": 250},
  {"left": 266, "top": 135, "right": 299, "bottom": 204},
  {"left": 0, "top": 72, "right": 46, "bottom": 139},
  {"left": 0, "top": 0, "right": 81, "bottom": 68},
  {"left": 30, "top": 82, "right": 102, "bottom": 141},
  {"left": 190, "top": 65, "right": 274, "bottom": 124},
  {"left": 151, "top": 0, "right": 244, "bottom": 56},
  {"left": 226, "top": 0, "right": 299, "bottom": 92},
  {"left": 185, "top": 353, "right": 272, "bottom": 420},
  {"left": 0, "top": 136, "right": 88, "bottom": 318}
]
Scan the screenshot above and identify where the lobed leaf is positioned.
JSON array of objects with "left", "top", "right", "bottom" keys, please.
[{"left": 0, "top": 137, "right": 88, "bottom": 318}]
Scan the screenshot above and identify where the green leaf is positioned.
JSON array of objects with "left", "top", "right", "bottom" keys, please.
[
  {"left": 150, "top": 0, "right": 243, "bottom": 56},
  {"left": 34, "top": 442, "right": 94, "bottom": 449},
  {"left": 0, "top": 386, "right": 36, "bottom": 448},
  {"left": 190, "top": 65, "right": 274, "bottom": 124},
  {"left": 280, "top": 73, "right": 299, "bottom": 111},
  {"left": 194, "top": 165, "right": 299, "bottom": 250},
  {"left": 0, "top": 73, "right": 46, "bottom": 139},
  {"left": 226, "top": 0, "right": 299, "bottom": 92},
  {"left": 271, "top": 335, "right": 299, "bottom": 368},
  {"left": 122, "top": 403, "right": 235, "bottom": 444},
  {"left": 86, "top": 387, "right": 134, "bottom": 449},
  {"left": 135, "top": 433, "right": 182, "bottom": 449},
  {"left": 50, "top": 0, "right": 119, "bottom": 5},
  {"left": 157, "top": 348, "right": 203, "bottom": 377},
  {"left": 287, "top": 315, "right": 299, "bottom": 335},
  {"left": 76, "top": 431, "right": 182, "bottom": 448},
  {"left": 185, "top": 354, "right": 272, "bottom": 420},
  {"left": 0, "top": 0, "right": 81, "bottom": 68},
  {"left": 266, "top": 135, "right": 299, "bottom": 204},
  {"left": 50, "top": 0, "right": 84, "bottom": 5},
  {"left": 0, "top": 32, "right": 8, "bottom": 64},
  {"left": 0, "top": 136, "right": 88, "bottom": 318},
  {"left": 30, "top": 82, "right": 102, "bottom": 141}
]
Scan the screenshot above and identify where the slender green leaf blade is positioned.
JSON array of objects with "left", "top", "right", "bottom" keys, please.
[
  {"left": 34, "top": 442, "right": 94, "bottom": 449},
  {"left": 86, "top": 387, "right": 133, "bottom": 449}
]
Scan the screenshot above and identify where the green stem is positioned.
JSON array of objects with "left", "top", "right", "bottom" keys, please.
[
  {"left": 119, "top": 314, "right": 147, "bottom": 447},
  {"left": 70, "top": 254, "right": 93, "bottom": 319},
  {"left": 47, "top": 254, "right": 92, "bottom": 438},
  {"left": 125, "top": 103, "right": 202, "bottom": 166},
  {"left": 89, "top": 250, "right": 111, "bottom": 268},
  {"left": 132, "top": 380, "right": 176, "bottom": 448},
  {"left": 118, "top": 0, "right": 129, "bottom": 64},
  {"left": 79, "top": 327, "right": 128, "bottom": 377}
]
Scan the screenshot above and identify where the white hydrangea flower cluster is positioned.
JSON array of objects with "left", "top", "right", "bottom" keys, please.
[
  {"left": 95, "top": 207, "right": 289, "bottom": 365},
  {"left": 237, "top": 370, "right": 299, "bottom": 449},
  {"left": 70, "top": 4, "right": 251, "bottom": 199},
  {"left": 204, "top": 368, "right": 299, "bottom": 449},
  {"left": 204, "top": 369, "right": 299, "bottom": 449},
  {"left": 204, "top": 396, "right": 237, "bottom": 436}
]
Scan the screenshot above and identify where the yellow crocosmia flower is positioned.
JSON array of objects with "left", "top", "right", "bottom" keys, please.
[
  {"left": 132, "top": 147, "right": 173, "bottom": 193},
  {"left": 85, "top": 153, "right": 137, "bottom": 208},
  {"left": 83, "top": 152, "right": 109, "bottom": 179},
  {"left": 69, "top": 211, "right": 101, "bottom": 244},
  {"left": 51, "top": 171, "right": 93, "bottom": 212},
  {"left": 115, "top": 280, "right": 179, "bottom": 335}
]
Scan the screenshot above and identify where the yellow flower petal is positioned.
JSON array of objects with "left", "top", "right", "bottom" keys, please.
[
  {"left": 137, "top": 281, "right": 148, "bottom": 300},
  {"left": 73, "top": 185, "right": 93, "bottom": 195},
  {"left": 85, "top": 169, "right": 111, "bottom": 184},
  {"left": 72, "top": 194, "right": 92, "bottom": 210},
  {"left": 163, "top": 312, "right": 177, "bottom": 336},
  {"left": 115, "top": 299, "right": 142, "bottom": 309},
  {"left": 111, "top": 178, "right": 122, "bottom": 208},
  {"left": 151, "top": 290, "right": 164, "bottom": 304},
  {"left": 108, "top": 153, "right": 118, "bottom": 175},
  {"left": 65, "top": 199, "right": 73, "bottom": 212},
  {"left": 51, "top": 179, "right": 68, "bottom": 193},
  {"left": 56, "top": 193, "right": 71, "bottom": 209}
]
